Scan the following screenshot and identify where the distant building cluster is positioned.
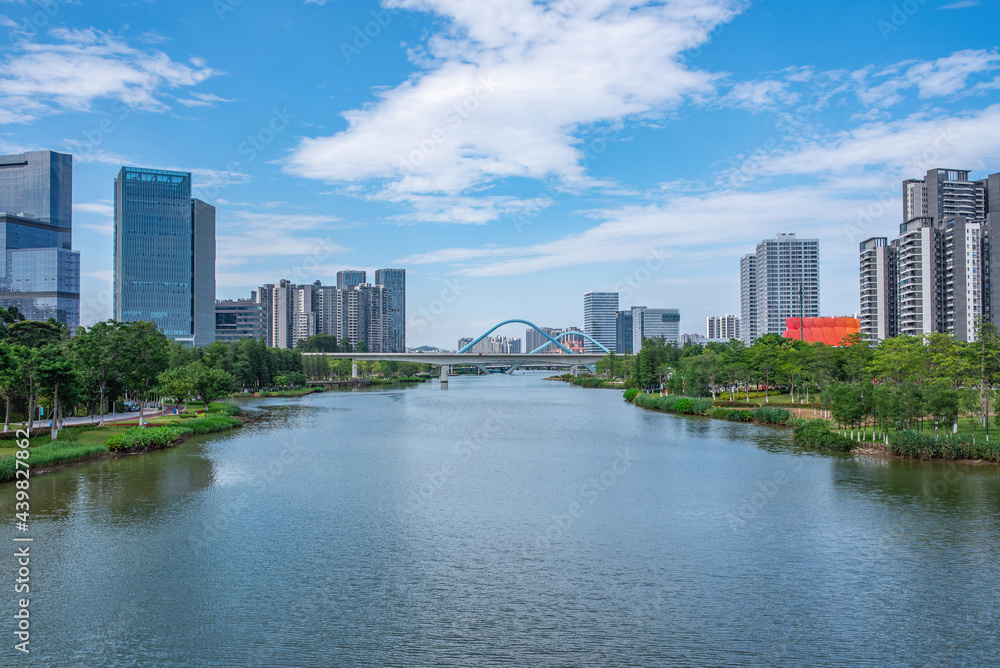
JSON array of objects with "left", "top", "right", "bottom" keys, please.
[
  {"left": 861, "top": 168, "right": 1000, "bottom": 342},
  {"left": 707, "top": 314, "right": 740, "bottom": 340},
  {"left": 218, "top": 269, "right": 406, "bottom": 351},
  {"left": 457, "top": 335, "right": 521, "bottom": 354},
  {"left": 0, "top": 150, "right": 81, "bottom": 331},
  {"left": 583, "top": 292, "right": 680, "bottom": 354},
  {"left": 525, "top": 325, "right": 584, "bottom": 353},
  {"left": 0, "top": 150, "right": 410, "bottom": 352}
]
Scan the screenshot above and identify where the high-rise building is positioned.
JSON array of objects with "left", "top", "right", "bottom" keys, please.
[
  {"left": 707, "top": 314, "right": 740, "bottom": 340},
  {"left": 336, "top": 270, "right": 365, "bottom": 290},
  {"left": 904, "top": 169, "right": 987, "bottom": 224},
  {"left": 0, "top": 150, "right": 72, "bottom": 232},
  {"left": 583, "top": 292, "right": 618, "bottom": 353},
  {"left": 215, "top": 299, "right": 266, "bottom": 343},
  {"left": 739, "top": 253, "right": 758, "bottom": 345},
  {"left": 114, "top": 167, "right": 215, "bottom": 346},
  {"left": 859, "top": 168, "right": 1000, "bottom": 342},
  {"left": 631, "top": 306, "right": 681, "bottom": 352},
  {"left": 375, "top": 268, "right": 405, "bottom": 352},
  {"left": 740, "top": 234, "right": 820, "bottom": 344},
  {"left": 525, "top": 325, "right": 561, "bottom": 353},
  {"left": 858, "top": 237, "right": 898, "bottom": 341},
  {"left": 615, "top": 310, "right": 633, "bottom": 354},
  {"left": 0, "top": 150, "right": 80, "bottom": 331}
]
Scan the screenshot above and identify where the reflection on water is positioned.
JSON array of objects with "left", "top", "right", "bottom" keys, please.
[{"left": 3, "top": 372, "right": 999, "bottom": 667}]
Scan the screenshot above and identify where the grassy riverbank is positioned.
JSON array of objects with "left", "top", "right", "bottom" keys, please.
[
  {"left": 0, "top": 401, "right": 246, "bottom": 482},
  {"left": 625, "top": 390, "right": 1000, "bottom": 464}
]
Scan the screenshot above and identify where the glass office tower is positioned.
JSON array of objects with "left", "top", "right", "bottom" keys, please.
[
  {"left": 375, "top": 268, "right": 405, "bottom": 352},
  {"left": 0, "top": 151, "right": 79, "bottom": 331},
  {"left": 583, "top": 291, "right": 619, "bottom": 353},
  {"left": 114, "top": 167, "right": 216, "bottom": 346}
]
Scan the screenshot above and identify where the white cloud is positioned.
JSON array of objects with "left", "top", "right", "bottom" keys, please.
[
  {"left": 939, "top": 0, "right": 980, "bottom": 9},
  {"left": 905, "top": 49, "right": 1000, "bottom": 98},
  {"left": 0, "top": 27, "right": 220, "bottom": 124},
  {"left": 73, "top": 202, "right": 114, "bottom": 217},
  {"left": 852, "top": 50, "right": 1000, "bottom": 108},
  {"left": 396, "top": 185, "right": 874, "bottom": 277},
  {"left": 175, "top": 92, "right": 235, "bottom": 108},
  {"left": 284, "top": 0, "right": 743, "bottom": 221},
  {"left": 723, "top": 79, "right": 798, "bottom": 112},
  {"left": 215, "top": 211, "right": 349, "bottom": 274},
  {"left": 758, "top": 104, "right": 1000, "bottom": 178}
]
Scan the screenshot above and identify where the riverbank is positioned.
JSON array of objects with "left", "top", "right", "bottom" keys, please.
[
  {"left": 0, "top": 404, "right": 248, "bottom": 483},
  {"left": 547, "top": 375, "right": 626, "bottom": 389},
  {"left": 626, "top": 391, "right": 1000, "bottom": 465}
]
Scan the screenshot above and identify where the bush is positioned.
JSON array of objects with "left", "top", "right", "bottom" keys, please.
[
  {"left": 752, "top": 406, "right": 792, "bottom": 425},
  {"left": 710, "top": 407, "right": 753, "bottom": 422},
  {"left": 793, "top": 420, "right": 856, "bottom": 452},
  {"left": 185, "top": 414, "right": 242, "bottom": 435},
  {"left": 886, "top": 431, "right": 1000, "bottom": 461},
  {"left": 887, "top": 430, "right": 940, "bottom": 459},
  {"left": 218, "top": 401, "right": 243, "bottom": 416},
  {"left": 623, "top": 389, "right": 639, "bottom": 402},
  {"left": 106, "top": 426, "right": 183, "bottom": 452}
]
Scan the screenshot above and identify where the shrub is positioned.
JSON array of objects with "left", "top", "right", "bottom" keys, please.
[
  {"left": 793, "top": 420, "right": 855, "bottom": 452},
  {"left": 752, "top": 406, "right": 792, "bottom": 425},
  {"left": 185, "top": 414, "right": 242, "bottom": 434},
  {"left": 887, "top": 430, "right": 940, "bottom": 459},
  {"left": 218, "top": 401, "right": 243, "bottom": 416},
  {"left": 106, "top": 426, "right": 183, "bottom": 452},
  {"left": 623, "top": 389, "right": 639, "bottom": 402},
  {"left": 710, "top": 407, "right": 753, "bottom": 422}
]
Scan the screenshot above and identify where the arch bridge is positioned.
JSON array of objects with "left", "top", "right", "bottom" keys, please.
[{"left": 304, "top": 319, "right": 610, "bottom": 385}]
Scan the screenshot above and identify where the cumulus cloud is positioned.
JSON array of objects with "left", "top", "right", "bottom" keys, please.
[
  {"left": 0, "top": 27, "right": 220, "bottom": 124},
  {"left": 284, "top": 0, "right": 743, "bottom": 222}
]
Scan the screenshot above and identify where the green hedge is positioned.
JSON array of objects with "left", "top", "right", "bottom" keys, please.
[
  {"left": 633, "top": 394, "right": 714, "bottom": 416},
  {"left": 751, "top": 406, "right": 793, "bottom": 425},
  {"left": 105, "top": 415, "right": 241, "bottom": 452},
  {"left": 106, "top": 426, "right": 183, "bottom": 452},
  {"left": 623, "top": 388, "right": 640, "bottom": 402},
  {"left": 793, "top": 420, "right": 856, "bottom": 452},
  {"left": 887, "top": 431, "right": 1000, "bottom": 461},
  {"left": 185, "top": 414, "right": 241, "bottom": 434},
  {"left": 0, "top": 442, "right": 109, "bottom": 482},
  {"left": 709, "top": 407, "right": 753, "bottom": 422}
]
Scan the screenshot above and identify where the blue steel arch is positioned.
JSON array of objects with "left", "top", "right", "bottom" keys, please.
[
  {"left": 528, "top": 330, "right": 610, "bottom": 354},
  {"left": 458, "top": 319, "right": 610, "bottom": 355}
]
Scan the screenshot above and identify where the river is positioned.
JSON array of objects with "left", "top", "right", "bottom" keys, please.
[{"left": 4, "top": 372, "right": 999, "bottom": 667}]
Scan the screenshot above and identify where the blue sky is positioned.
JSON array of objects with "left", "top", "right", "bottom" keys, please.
[{"left": 2, "top": 0, "right": 999, "bottom": 349}]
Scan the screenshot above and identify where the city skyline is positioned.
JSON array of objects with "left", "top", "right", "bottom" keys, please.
[{"left": 1, "top": 1, "right": 998, "bottom": 349}]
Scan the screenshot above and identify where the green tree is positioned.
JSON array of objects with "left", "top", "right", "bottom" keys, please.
[
  {"left": 298, "top": 334, "right": 340, "bottom": 353},
  {"left": 120, "top": 322, "right": 170, "bottom": 425},
  {"left": 39, "top": 344, "right": 77, "bottom": 440},
  {"left": 187, "top": 362, "right": 236, "bottom": 408},
  {"left": 71, "top": 321, "right": 126, "bottom": 425},
  {"left": 157, "top": 366, "right": 194, "bottom": 405}
]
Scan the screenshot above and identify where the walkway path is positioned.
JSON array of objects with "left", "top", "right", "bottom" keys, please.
[{"left": 9, "top": 405, "right": 186, "bottom": 430}]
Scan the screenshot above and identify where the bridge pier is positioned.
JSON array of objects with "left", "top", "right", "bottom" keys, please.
[
  {"left": 351, "top": 362, "right": 358, "bottom": 379},
  {"left": 440, "top": 364, "right": 449, "bottom": 386}
]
